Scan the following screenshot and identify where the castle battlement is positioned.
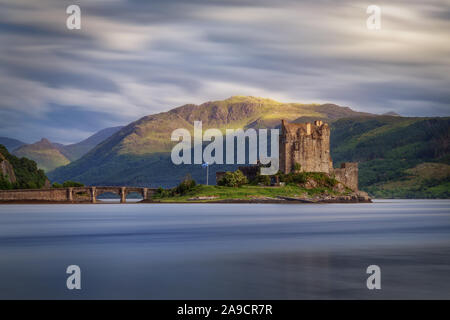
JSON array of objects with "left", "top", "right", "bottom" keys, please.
[{"left": 279, "top": 120, "right": 359, "bottom": 191}]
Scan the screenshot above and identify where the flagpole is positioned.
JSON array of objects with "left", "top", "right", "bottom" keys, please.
[{"left": 202, "top": 162, "right": 209, "bottom": 185}]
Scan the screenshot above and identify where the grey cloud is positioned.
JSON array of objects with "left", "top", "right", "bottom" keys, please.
[{"left": 0, "top": 0, "right": 449, "bottom": 143}]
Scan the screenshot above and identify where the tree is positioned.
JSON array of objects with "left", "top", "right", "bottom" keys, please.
[
  {"left": 0, "top": 144, "right": 48, "bottom": 189},
  {"left": 62, "top": 181, "right": 84, "bottom": 187},
  {"left": 174, "top": 174, "right": 196, "bottom": 195},
  {"left": 217, "top": 170, "right": 248, "bottom": 187},
  {"left": 0, "top": 174, "right": 13, "bottom": 190}
]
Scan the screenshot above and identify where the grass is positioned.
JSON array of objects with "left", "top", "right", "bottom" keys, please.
[{"left": 152, "top": 183, "right": 347, "bottom": 203}]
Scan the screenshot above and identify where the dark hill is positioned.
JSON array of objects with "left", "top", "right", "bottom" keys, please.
[
  {"left": 0, "top": 137, "right": 26, "bottom": 151},
  {"left": 0, "top": 144, "right": 48, "bottom": 189}
]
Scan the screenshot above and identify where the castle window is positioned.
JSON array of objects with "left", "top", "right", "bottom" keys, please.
[{"left": 294, "top": 142, "right": 300, "bottom": 151}]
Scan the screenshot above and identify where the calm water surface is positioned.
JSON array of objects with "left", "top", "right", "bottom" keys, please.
[{"left": 0, "top": 200, "right": 449, "bottom": 299}]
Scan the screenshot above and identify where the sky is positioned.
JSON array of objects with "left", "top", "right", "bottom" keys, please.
[{"left": 0, "top": 0, "right": 449, "bottom": 144}]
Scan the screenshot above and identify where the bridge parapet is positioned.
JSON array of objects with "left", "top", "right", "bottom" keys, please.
[{"left": 0, "top": 186, "right": 158, "bottom": 203}]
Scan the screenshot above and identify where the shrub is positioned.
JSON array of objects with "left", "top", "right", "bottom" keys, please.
[
  {"left": 52, "top": 182, "right": 63, "bottom": 188},
  {"left": 283, "top": 172, "right": 307, "bottom": 184},
  {"left": 62, "top": 181, "right": 84, "bottom": 188},
  {"left": 281, "top": 172, "right": 338, "bottom": 188},
  {"left": 156, "top": 186, "right": 164, "bottom": 194},
  {"left": 293, "top": 162, "right": 302, "bottom": 172},
  {"left": 306, "top": 172, "right": 337, "bottom": 187},
  {"left": 174, "top": 175, "right": 196, "bottom": 195},
  {"left": 253, "top": 174, "right": 271, "bottom": 186},
  {"left": 217, "top": 170, "right": 248, "bottom": 187},
  {"left": 276, "top": 171, "right": 286, "bottom": 182},
  {"left": 155, "top": 186, "right": 172, "bottom": 198}
]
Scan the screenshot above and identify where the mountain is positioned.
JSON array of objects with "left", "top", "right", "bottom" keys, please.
[
  {"left": 0, "top": 144, "right": 48, "bottom": 189},
  {"left": 0, "top": 137, "right": 26, "bottom": 151},
  {"left": 56, "top": 126, "right": 124, "bottom": 161},
  {"left": 4, "top": 126, "right": 123, "bottom": 173},
  {"left": 13, "top": 138, "right": 70, "bottom": 172},
  {"left": 48, "top": 96, "right": 449, "bottom": 198},
  {"left": 48, "top": 96, "right": 375, "bottom": 186},
  {"left": 330, "top": 116, "right": 450, "bottom": 198}
]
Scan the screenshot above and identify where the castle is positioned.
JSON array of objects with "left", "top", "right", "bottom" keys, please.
[
  {"left": 215, "top": 119, "right": 359, "bottom": 191},
  {"left": 279, "top": 120, "right": 359, "bottom": 191}
]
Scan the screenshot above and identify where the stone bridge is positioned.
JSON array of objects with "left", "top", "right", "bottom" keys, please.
[{"left": 0, "top": 186, "right": 158, "bottom": 203}]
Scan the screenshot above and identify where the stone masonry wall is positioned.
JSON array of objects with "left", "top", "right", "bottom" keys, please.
[
  {"left": 0, "top": 188, "right": 69, "bottom": 201},
  {"left": 333, "top": 162, "right": 358, "bottom": 191},
  {"left": 0, "top": 187, "right": 155, "bottom": 202},
  {"left": 279, "top": 120, "right": 333, "bottom": 174},
  {"left": 279, "top": 120, "right": 359, "bottom": 191}
]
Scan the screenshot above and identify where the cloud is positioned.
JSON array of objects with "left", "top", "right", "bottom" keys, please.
[{"left": 0, "top": 0, "right": 449, "bottom": 143}]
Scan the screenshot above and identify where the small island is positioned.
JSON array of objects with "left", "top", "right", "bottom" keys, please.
[
  {"left": 149, "top": 170, "right": 371, "bottom": 204},
  {"left": 152, "top": 119, "right": 371, "bottom": 204}
]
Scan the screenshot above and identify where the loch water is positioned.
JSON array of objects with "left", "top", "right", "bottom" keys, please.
[{"left": 0, "top": 200, "right": 449, "bottom": 299}]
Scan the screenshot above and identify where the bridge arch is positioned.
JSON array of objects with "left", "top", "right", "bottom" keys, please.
[
  {"left": 124, "top": 190, "right": 144, "bottom": 202},
  {"left": 0, "top": 186, "right": 156, "bottom": 203},
  {"left": 95, "top": 187, "right": 122, "bottom": 200},
  {"left": 92, "top": 187, "right": 151, "bottom": 203}
]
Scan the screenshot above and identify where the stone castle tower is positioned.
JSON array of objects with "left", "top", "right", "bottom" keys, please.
[
  {"left": 279, "top": 120, "right": 359, "bottom": 191},
  {"left": 279, "top": 120, "right": 333, "bottom": 174}
]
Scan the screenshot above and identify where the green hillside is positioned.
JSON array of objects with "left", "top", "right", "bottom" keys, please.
[
  {"left": 364, "top": 163, "right": 450, "bottom": 198},
  {"left": 0, "top": 144, "right": 48, "bottom": 189},
  {"left": 330, "top": 116, "right": 450, "bottom": 198},
  {"left": 13, "top": 138, "right": 70, "bottom": 172}
]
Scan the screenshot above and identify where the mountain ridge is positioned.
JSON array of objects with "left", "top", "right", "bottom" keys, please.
[
  {"left": 57, "top": 126, "right": 124, "bottom": 161},
  {"left": 0, "top": 137, "right": 27, "bottom": 151},
  {"left": 93, "top": 96, "right": 374, "bottom": 157},
  {"left": 13, "top": 138, "right": 70, "bottom": 172},
  {"left": 46, "top": 96, "right": 449, "bottom": 198},
  {"left": 8, "top": 126, "right": 123, "bottom": 172},
  {"left": 48, "top": 96, "right": 377, "bottom": 186}
]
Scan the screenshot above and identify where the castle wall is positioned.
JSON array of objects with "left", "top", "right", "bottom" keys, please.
[
  {"left": 333, "top": 162, "right": 358, "bottom": 191},
  {"left": 279, "top": 120, "right": 333, "bottom": 174},
  {"left": 279, "top": 120, "right": 359, "bottom": 191}
]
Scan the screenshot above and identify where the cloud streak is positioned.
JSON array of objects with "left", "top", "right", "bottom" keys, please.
[{"left": 0, "top": 0, "right": 449, "bottom": 143}]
